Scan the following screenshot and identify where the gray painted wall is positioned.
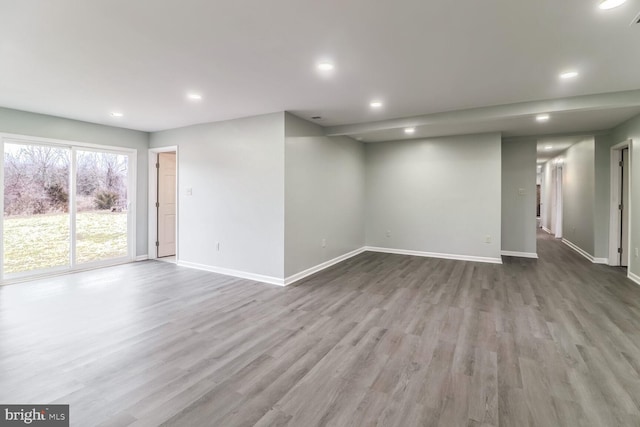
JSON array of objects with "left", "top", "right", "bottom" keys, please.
[
  {"left": 284, "top": 113, "right": 365, "bottom": 277},
  {"left": 150, "top": 112, "right": 286, "bottom": 279},
  {"left": 0, "top": 107, "right": 149, "bottom": 257},
  {"left": 594, "top": 133, "right": 614, "bottom": 259},
  {"left": 562, "top": 138, "right": 595, "bottom": 255},
  {"left": 501, "top": 138, "right": 537, "bottom": 255},
  {"left": 365, "top": 133, "right": 502, "bottom": 260},
  {"left": 611, "top": 114, "right": 640, "bottom": 280}
]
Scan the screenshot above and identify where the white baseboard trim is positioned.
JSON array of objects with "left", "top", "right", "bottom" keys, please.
[
  {"left": 364, "top": 246, "right": 502, "bottom": 264},
  {"left": 175, "top": 245, "right": 508, "bottom": 286},
  {"left": 541, "top": 226, "right": 552, "bottom": 234},
  {"left": 501, "top": 251, "right": 538, "bottom": 259},
  {"left": 629, "top": 272, "right": 640, "bottom": 286},
  {"left": 135, "top": 254, "right": 149, "bottom": 261},
  {"left": 561, "top": 239, "right": 609, "bottom": 265},
  {"left": 177, "top": 261, "right": 285, "bottom": 286},
  {"left": 177, "top": 248, "right": 368, "bottom": 287},
  {"left": 562, "top": 239, "right": 597, "bottom": 263},
  {"left": 284, "top": 247, "right": 366, "bottom": 286}
]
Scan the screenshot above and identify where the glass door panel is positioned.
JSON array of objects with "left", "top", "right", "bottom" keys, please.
[
  {"left": 3, "top": 143, "right": 71, "bottom": 276},
  {"left": 75, "top": 150, "right": 129, "bottom": 264}
]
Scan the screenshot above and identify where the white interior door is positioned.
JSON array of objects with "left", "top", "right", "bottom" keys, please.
[
  {"left": 621, "top": 148, "right": 629, "bottom": 267},
  {"left": 157, "top": 152, "right": 176, "bottom": 257}
]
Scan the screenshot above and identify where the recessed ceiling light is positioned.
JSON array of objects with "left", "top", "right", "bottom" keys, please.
[
  {"left": 404, "top": 127, "right": 415, "bottom": 134},
  {"left": 187, "top": 93, "right": 202, "bottom": 100},
  {"left": 544, "top": 145, "right": 553, "bottom": 150},
  {"left": 536, "top": 114, "right": 550, "bottom": 122},
  {"left": 110, "top": 112, "right": 123, "bottom": 117},
  {"left": 559, "top": 71, "right": 579, "bottom": 79},
  {"left": 317, "top": 62, "right": 334, "bottom": 71},
  {"left": 599, "top": 0, "right": 626, "bottom": 9},
  {"left": 370, "top": 101, "right": 383, "bottom": 108}
]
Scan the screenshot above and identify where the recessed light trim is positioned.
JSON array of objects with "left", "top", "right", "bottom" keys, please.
[
  {"left": 599, "top": 0, "right": 626, "bottom": 9},
  {"left": 560, "top": 71, "right": 579, "bottom": 79},
  {"left": 536, "top": 114, "right": 550, "bottom": 122},
  {"left": 317, "top": 62, "right": 334, "bottom": 71},
  {"left": 404, "top": 127, "right": 415, "bottom": 134},
  {"left": 370, "top": 101, "right": 383, "bottom": 108},
  {"left": 110, "top": 112, "right": 123, "bottom": 117}
]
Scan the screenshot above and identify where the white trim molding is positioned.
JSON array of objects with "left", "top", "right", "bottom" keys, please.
[
  {"left": 562, "top": 238, "right": 592, "bottom": 261},
  {"left": 178, "top": 261, "right": 285, "bottom": 286},
  {"left": 178, "top": 248, "right": 368, "bottom": 287},
  {"left": 364, "top": 246, "right": 502, "bottom": 264},
  {"left": 284, "top": 248, "right": 366, "bottom": 286},
  {"left": 501, "top": 251, "right": 538, "bottom": 259},
  {"left": 135, "top": 255, "right": 149, "bottom": 261},
  {"left": 629, "top": 272, "right": 640, "bottom": 287},
  {"left": 175, "top": 245, "right": 504, "bottom": 288},
  {"left": 541, "top": 226, "right": 552, "bottom": 234},
  {"left": 561, "top": 239, "right": 607, "bottom": 264}
]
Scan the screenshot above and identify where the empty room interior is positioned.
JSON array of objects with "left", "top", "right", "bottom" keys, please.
[{"left": 2, "top": 1, "right": 640, "bottom": 426}]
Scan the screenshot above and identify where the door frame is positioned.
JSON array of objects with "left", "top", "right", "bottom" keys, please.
[
  {"left": 148, "top": 146, "right": 179, "bottom": 261},
  {"left": 0, "top": 132, "right": 137, "bottom": 283},
  {"left": 609, "top": 139, "right": 632, "bottom": 266}
]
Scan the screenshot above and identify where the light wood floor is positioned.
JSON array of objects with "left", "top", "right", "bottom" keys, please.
[{"left": 2, "top": 232, "right": 640, "bottom": 426}]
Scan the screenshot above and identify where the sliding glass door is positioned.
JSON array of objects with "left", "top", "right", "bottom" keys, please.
[
  {"left": 75, "top": 150, "right": 129, "bottom": 264},
  {"left": 2, "top": 138, "right": 135, "bottom": 280},
  {"left": 3, "top": 143, "right": 71, "bottom": 275}
]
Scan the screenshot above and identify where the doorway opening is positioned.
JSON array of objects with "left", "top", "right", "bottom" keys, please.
[
  {"left": 609, "top": 140, "right": 632, "bottom": 267},
  {"left": 148, "top": 147, "right": 178, "bottom": 263}
]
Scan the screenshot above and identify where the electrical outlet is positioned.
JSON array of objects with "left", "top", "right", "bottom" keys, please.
[
  {"left": 636, "top": 247, "right": 639, "bottom": 258},
  {"left": 518, "top": 188, "right": 526, "bottom": 196},
  {"left": 386, "top": 230, "right": 391, "bottom": 238},
  {"left": 186, "top": 187, "right": 193, "bottom": 196},
  {"left": 485, "top": 235, "right": 492, "bottom": 244},
  {"left": 321, "top": 238, "right": 326, "bottom": 248}
]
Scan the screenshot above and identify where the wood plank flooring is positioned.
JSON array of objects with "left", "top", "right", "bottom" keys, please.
[{"left": 2, "top": 231, "right": 640, "bottom": 426}]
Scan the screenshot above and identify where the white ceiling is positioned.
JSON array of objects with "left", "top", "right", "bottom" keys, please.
[
  {"left": 536, "top": 136, "right": 588, "bottom": 164},
  {"left": 347, "top": 105, "right": 640, "bottom": 143},
  {"left": 1, "top": 0, "right": 639, "bottom": 134}
]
